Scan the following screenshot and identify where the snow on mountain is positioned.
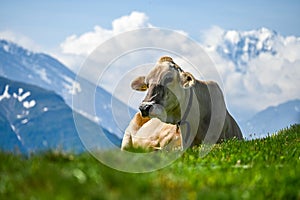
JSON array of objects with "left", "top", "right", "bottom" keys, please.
[
  {"left": 241, "top": 99, "right": 300, "bottom": 139},
  {"left": 0, "top": 40, "right": 80, "bottom": 101},
  {"left": 203, "top": 26, "right": 300, "bottom": 73},
  {"left": 210, "top": 27, "right": 277, "bottom": 72},
  {"left": 0, "top": 39, "right": 135, "bottom": 138},
  {"left": 0, "top": 76, "right": 120, "bottom": 153}
]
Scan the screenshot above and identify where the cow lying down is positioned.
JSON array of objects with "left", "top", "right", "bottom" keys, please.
[
  {"left": 122, "top": 56, "right": 243, "bottom": 152},
  {"left": 121, "top": 112, "right": 182, "bottom": 151}
]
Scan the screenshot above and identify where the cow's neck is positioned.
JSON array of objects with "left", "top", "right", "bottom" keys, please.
[
  {"left": 177, "top": 87, "right": 198, "bottom": 147},
  {"left": 179, "top": 87, "right": 193, "bottom": 124}
]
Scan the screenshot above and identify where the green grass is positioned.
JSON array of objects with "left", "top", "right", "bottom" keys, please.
[{"left": 1, "top": 125, "right": 299, "bottom": 200}]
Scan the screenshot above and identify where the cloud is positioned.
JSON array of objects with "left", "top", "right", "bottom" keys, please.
[
  {"left": 59, "top": 12, "right": 150, "bottom": 55},
  {"left": 112, "top": 11, "right": 150, "bottom": 33},
  {"left": 56, "top": 11, "right": 190, "bottom": 73},
  {"left": 55, "top": 11, "right": 152, "bottom": 72},
  {"left": 200, "top": 26, "right": 224, "bottom": 49}
]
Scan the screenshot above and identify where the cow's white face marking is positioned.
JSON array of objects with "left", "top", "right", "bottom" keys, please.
[{"left": 131, "top": 56, "right": 195, "bottom": 124}]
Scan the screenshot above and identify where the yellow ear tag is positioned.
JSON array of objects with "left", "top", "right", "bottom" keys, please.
[{"left": 141, "top": 84, "right": 148, "bottom": 90}]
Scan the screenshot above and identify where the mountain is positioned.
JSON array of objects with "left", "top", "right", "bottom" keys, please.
[
  {"left": 215, "top": 27, "right": 277, "bottom": 73},
  {"left": 0, "top": 40, "right": 78, "bottom": 101},
  {"left": 0, "top": 76, "right": 121, "bottom": 154},
  {"left": 0, "top": 39, "right": 135, "bottom": 138},
  {"left": 241, "top": 99, "right": 300, "bottom": 139},
  {"left": 205, "top": 27, "right": 300, "bottom": 135}
]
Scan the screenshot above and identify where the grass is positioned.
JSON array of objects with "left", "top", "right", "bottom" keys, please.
[{"left": 0, "top": 124, "right": 299, "bottom": 200}]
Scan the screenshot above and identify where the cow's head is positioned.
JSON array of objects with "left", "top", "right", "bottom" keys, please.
[{"left": 131, "top": 56, "right": 196, "bottom": 124}]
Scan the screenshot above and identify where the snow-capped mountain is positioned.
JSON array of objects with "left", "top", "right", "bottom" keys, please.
[
  {"left": 0, "top": 76, "right": 121, "bottom": 154},
  {"left": 241, "top": 99, "right": 300, "bottom": 139},
  {"left": 203, "top": 27, "right": 300, "bottom": 135},
  {"left": 214, "top": 27, "right": 278, "bottom": 72},
  {"left": 0, "top": 40, "right": 79, "bottom": 101},
  {"left": 0, "top": 39, "right": 135, "bottom": 138}
]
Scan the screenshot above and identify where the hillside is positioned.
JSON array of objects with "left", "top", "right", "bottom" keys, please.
[
  {"left": 241, "top": 99, "right": 300, "bottom": 138},
  {"left": 0, "top": 124, "right": 299, "bottom": 199},
  {"left": 0, "top": 76, "right": 121, "bottom": 154}
]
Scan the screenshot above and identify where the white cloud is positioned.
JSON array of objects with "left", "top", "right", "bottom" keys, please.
[
  {"left": 55, "top": 11, "right": 152, "bottom": 73},
  {"left": 112, "top": 11, "right": 150, "bottom": 33},
  {"left": 60, "top": 12, "right": 149, "bottom": 54},
  {"left": 60, "top": 26, "right": 113, "bottom": 56},
  {"left": 200, "top": 26, "right": 224, "bottom": 50},
  {"left": 56, "top": 11, "right": 189, "bottom": 73}
]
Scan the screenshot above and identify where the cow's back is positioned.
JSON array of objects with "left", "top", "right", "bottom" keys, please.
[{"left": 190, "top": 80, "right": 212, "bottom": 145}]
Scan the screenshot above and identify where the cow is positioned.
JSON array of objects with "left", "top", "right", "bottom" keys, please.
[
  {"left": 121, "top": 112, "right": 182, "bottom": 151},
  {"left": 125, "top": 56, "right": 243, "bottom": 149}
]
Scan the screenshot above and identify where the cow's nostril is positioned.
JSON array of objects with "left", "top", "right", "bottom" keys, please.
[{"left": 139, "top": 103, "right": 152, "bottom": 117}]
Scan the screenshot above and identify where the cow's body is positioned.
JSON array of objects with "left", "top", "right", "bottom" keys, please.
[
  {"left": 121, "top": 112, "right": 182, "bottom": 151},
  {"left": 122, "top": 56, "right": 243, "bottom": 151},
  {"left": 183, "top": 79, "right": 243, "bottom": 145}
]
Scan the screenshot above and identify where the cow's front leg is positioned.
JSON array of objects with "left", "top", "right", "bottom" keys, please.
[{"left": 121, "top": 112, "right": 150, "bottom": 151}]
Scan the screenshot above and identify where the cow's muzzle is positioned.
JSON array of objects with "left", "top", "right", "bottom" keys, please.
[{"left": 139, "top": 102, "right": 155, "bottom": 117}]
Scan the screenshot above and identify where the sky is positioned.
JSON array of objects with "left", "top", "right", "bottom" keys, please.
[
  {"left": 1, "top": 0, "right": 299, "bottom": 51},
  {"left": 0, "top": 1, "right": 300, "bottom": 121}
]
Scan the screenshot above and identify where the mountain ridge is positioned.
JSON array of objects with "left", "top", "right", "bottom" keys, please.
[
  {"left": 0, "top": 39, "right": 135, "bottom": 138},
  {"left": 241, "top": 99, "right": 300, "bottom": 138}
]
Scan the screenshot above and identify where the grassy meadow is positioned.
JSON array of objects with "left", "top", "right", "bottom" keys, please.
[{"left": 0, "top": 125, "right": 299, "bottom": 199}]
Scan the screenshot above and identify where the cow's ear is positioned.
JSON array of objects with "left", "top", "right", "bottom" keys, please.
[
  {"left": 180, "top": 72, "right": 195, "bottom": 89},
  {"left": 131, "top": 76, "right": 148, "bottom": 91}
]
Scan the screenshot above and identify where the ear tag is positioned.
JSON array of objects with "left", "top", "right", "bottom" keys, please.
[{"left": 141, "top": 84, "right": 148, "bottom": 90}]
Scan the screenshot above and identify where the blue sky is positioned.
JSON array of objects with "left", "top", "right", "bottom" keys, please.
[{"left": 1, "top": 0, "right": 299, "bottom": 50}]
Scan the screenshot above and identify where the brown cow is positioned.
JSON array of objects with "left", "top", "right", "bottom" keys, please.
[{"left": 127, "top": 56, "right": 243, "bottom": 148}]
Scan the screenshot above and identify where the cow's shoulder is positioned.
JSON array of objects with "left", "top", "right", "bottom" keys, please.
[
  {"left": 203, "top": 80, "right": 219, "bottom": 88},
  {"left": 193, "top": 80, "right": 220, "bottom": 93},
  {"left": 197, "top": 80, "right": 223, "bottom": 93},
  {"left": 194, "top": 80, "right": 225, "bottom": 106}
]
